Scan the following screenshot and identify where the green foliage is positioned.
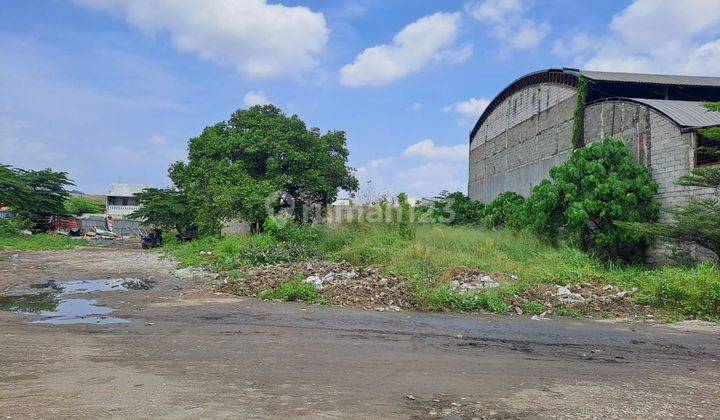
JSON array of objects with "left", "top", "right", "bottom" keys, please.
[
  {"left": 702, "top": 101, "right": 720, "bottom": 112},
  {"left": 553, "top": 306, "right": 583, "bottom": 318},
  {"left": 0, "top": 218, "right": 32, "bottom": 236},
  {"left": 395, "top": 192, "right": 414, "bottom": 239},
  {"left": 426, "top": 287, "right": 508, "bottom": 313},
  {"left": 676, "top": 166, "right": 720, "bottom": 189},
  {"left": 167, "top": 222, "right": 720, "bottom": 320},
  {"left": 64, "top": 196, "right": 105, "bottom": 215},
  {"left": 625, "top": 165, "right": 720, "bottom": 261},
  {"left": 260, "top": 278, "right": 326, "bottom": 304},
  {"left": 571, "top": 75, "right": 588, "bottom": 148},
  {"left": 130, "top": 188, "right": 196, "bottom": 236},
  {"left": 429, "top": 191, "right": 485, "bottom": 226},
  {"left": 0, "top": 165, "right": 73, "bottom": 225},
  {"left": 527, "top": 138, "right": 659, "bottom": 262},
  {"left": 0, "top": 233, "right": 77, "bottom": 251},
  {"left": 522, "top": 300, "right": 545, "bottom": 315},
  {"left": 169, "top": 105, "right": 358, "bottom": 235},
  {"left": 482, "top": 191, "right": 525, "bottom": 229}
]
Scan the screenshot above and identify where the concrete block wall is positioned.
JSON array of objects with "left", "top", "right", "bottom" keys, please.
[
  {"left": 469, "top": 83, "right": 576, "bottom": 202},
  {"left": 584, "top": 101, "right": 715, "bottom": 210},
  {"left": 584, "top": 101, "right": 717, "bottom": 262}
]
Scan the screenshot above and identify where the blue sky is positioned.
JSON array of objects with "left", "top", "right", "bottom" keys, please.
[{"left": 2, "top": 0, "right": 719, "bottom": 198}]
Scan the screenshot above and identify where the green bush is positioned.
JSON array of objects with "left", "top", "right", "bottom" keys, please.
[
  {"left": 482, "top": 191, "right": 525, "bottom": 229},
  {"left": 522, "top": 300, "right": 545, "bottom": 315},
  {"left": 64, "top": 196, "right": 105, "bottom": 215},
  {"left": 426, "top": 287, "right": 508, "bottom": 313},
  {"left": 0, "top": 218, "right": 32, "bottom": 237},
  {"left": 428, "top": 191, "right": 485, "bottom": 226},
  {"left": 260, "top": 279, "right": 326, "bottom": 304},
  {"left": 526, "top": 138, "right": 659, "bottom": 262}
]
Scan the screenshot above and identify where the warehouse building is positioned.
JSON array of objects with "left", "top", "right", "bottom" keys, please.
[{"left": 468, "top": 68, "right": 720, "bottom": 213}]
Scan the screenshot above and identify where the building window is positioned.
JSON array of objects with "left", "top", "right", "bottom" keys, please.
[
  {"left": 122, "top": 197, "right": 129, "bottom": 206},
  {"left": 696, "top": 130, "right": 720, "bottom": 167}
]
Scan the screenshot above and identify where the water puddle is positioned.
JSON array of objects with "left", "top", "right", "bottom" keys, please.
[{"left": 0, "top": 278, "right": 154, "bottom": 325}]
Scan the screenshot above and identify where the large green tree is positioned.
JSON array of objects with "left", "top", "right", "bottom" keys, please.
[
  {"left": 129, "top": 188, "right": 196, "bottom": 237},
  {"left": 0, "top": 165, "right": 72, "bottom": 224},
  {"left": 170, "top": 105, "right": 358, "bottom": 234}
]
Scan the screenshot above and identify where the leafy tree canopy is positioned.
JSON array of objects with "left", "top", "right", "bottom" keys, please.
[
  {"left": 169, "top": 105, "right": 359, "bottom": 235},
  {"left": 64, "top": 196, "right": 106, "bottom": 216},
  {"left": 129, "top": 188, "right": 196, "bottom": 237},
  {"left": 429, "top": 191, "right": 485, "bottom": 226},
  {"left": 0, "top": 165, "right": 73, "bottom": 223}
]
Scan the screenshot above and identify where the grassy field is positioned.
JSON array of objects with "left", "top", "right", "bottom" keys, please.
[
  {"left": 165, "top": 223, "right": 720, "bottom": 320},
  {"left": 0, "top": 233, "right": 79, "bottom": 251}
]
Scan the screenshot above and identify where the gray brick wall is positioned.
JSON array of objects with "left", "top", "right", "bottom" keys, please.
[{"left": 469, "top": 83, "right": 576, "bottom": 202}]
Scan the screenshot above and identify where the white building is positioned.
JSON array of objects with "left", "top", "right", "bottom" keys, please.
[{"left": 106, "top": 183, "right": 148, "bottom": 216}]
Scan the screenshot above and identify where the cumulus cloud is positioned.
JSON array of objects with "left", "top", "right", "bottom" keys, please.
[
  {"left": 443, "top": 97, "right": 490, "bottom": 125},
  {"left": 0, "top": 137, "right": 67, "bottom": 165},
  {"left": 340, "top": 12, "right": 470, "bottom": 86},
  {"left": 553, "top": 0, "right": 720, "bottom": 75},
  {"left": 76, "top": 0, "right": 329, "bottom": 78},
  {"left": 402, "top": 139, "right": 468, "bottom": 161},
  {"left": 243, "top": 90, "right": 270, "bottom": 107},
  {"left": 149, "top": 134, "right": 167, "bottom": 145},
  {"left": 465, "top": 0, "right": 551, "bottom": 53}
]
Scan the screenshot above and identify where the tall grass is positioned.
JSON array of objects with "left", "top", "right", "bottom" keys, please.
[
  {"left": 165, "top": 222, "right": 720, "bottom": 320},
  {"left": 0, "top": 233, "right": 77, "bottom": 251}
]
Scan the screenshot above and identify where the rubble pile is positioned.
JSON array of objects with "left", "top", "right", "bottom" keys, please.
[
  {"left": 447, "top": 269, "right": 500, "bottom": 292},
  {"left": 220, "top": 261, "right": 413, "bottom": 310},
  {"left": 508, "top": 283, "right": 648, "bottom": 316}
]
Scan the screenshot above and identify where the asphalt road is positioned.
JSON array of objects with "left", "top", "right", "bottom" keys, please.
[{"left": 1, "top": 248, "right": 719, "bottom": 419}]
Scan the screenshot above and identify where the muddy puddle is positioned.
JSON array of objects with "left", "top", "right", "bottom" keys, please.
[{"left": 0, "top": 278, "right": 153, "bottom": 325}]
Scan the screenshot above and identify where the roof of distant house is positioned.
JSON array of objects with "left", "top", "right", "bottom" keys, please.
[{"left": 107, "top": 183, "right": 149, "bottom": 197}]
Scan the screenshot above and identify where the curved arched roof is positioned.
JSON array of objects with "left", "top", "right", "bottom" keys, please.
[
  {"left": 470, "top": 68, "right": 720, "bottom": 141},
  {"left": 469, "top": 69, "right": 580, "bottom": 141}
]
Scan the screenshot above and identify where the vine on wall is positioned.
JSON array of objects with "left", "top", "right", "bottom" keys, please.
[{"left": 571, "top": 75, "right": 588, "bottom": 149}]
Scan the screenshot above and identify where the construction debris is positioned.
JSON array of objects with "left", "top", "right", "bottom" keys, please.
[
  {"left": 219, "top": 261, "right": 413, "bottom": 310},
  {"left": 447, "top": 269, "right": 499, "bottom": 292}
]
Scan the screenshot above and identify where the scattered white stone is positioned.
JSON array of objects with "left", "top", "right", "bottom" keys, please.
[
  {"left": 303, "top": 275, "right": 323, "bottom": 289},
  {"left": 555, "top": 285, "right": 585, "bottom": 303}
]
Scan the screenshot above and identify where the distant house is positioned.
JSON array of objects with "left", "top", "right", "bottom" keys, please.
[{"left": 106, "top": 183, "right": 149, "bottom": 216}]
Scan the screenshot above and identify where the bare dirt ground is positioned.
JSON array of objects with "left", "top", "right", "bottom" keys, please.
[{"left": 1, "top": 247, "right": 719, "bottom": 419}]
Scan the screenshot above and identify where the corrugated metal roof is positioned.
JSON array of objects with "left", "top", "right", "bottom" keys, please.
[
  {"left": 629, "top": 99, "right": 720, "bottom": 128},
  {"left": 108, "top": 183, "right": 149, "bottom": 197},
  {"left": 580, "top": 70, "right": 720, "bottom": 87}
]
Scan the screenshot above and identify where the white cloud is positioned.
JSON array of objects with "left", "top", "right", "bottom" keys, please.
[
  {"left": 409, "top": 102, "right": 423, "bottom": 111},
  {"left": 340, "top": 12, "right": 470, "bottom": 86},
  {"left": 554, "top": 0, "right": 720, "bottom": 75},
  {"left": 402, "top": 139, "right": 468, "bottom": 161},
  {"left": 397, "top": 162, "right": 465, "bottom": 192},
  {"left": 76, "top": 0, "right": 329, "bottom": 78},
  {"left": 443, "top": 97, "right": 490, "bottom": 124},
  {"left": 0, "top": 137, "right": 67, "bottom": 165},
  {"left": 465, "top": 0, "right": 551, "bottom": 52},
  {"left": 243, "top": 90, "right": 270, "bottom": 107},
  {"left": 149, "top": 134, "right": 167, "bottom": 145}
]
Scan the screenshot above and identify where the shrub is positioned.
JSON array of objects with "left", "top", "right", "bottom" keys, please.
[
  {"left": 429, "top": 191, "right": 485, "bottom": 226},
  {"left": 522, "top": 300, "right": 545, "bottom": 315},
  {"left": 482, "top": 192, "right": 525, "bottom": 229},
  {"left": 528, "top": 138, "right": 659, "bottom": 262},
  {"left": 0, "top": 218, "right": 32, "bottom": 237},
  {"left": 426, "top": 287, "right": 508, "bottom": 313},
  {"left": 260, "top": 278, "right": 326, "bottom": 304},
  {"left": 64, "top": 196, "right": 105, "bottom": 215}
]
